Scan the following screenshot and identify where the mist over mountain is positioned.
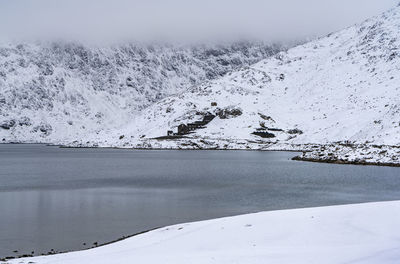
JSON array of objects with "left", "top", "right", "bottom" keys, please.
[
  {"left": 0, "top": 41, "right": 283, "bottom": 142},
  {"left": 90, "top": 4, "right": 400, "bottom": 151},
  {"left": 1, "top": 1, "right": 400, "bottom": 166},
  {"left": 0, "top": 0, "right": 397, "bottom": 43}
]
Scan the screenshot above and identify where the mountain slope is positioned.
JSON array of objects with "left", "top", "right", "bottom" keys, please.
[
  {"left": 0, "top": 42, "right": 282, "bottom": 143},
  {"left": 2, "top": 5, "right": 400, "bottom": 164},
  {"left": 99, "top": 5, "right": 400, "bottom": 152}
]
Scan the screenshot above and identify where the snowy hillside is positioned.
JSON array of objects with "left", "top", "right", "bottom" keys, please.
[
  {"left": 0, "top": 41, "right": 282, "bottom": 143},
  {"left": 2, "top": 4, "right": 400, "bottom": 165},
  {"left": 7, "top": 201, "right": 400, "bottom": 264},
  {"left": 85, "top": 4, "right": 400, "bottom": 162}
]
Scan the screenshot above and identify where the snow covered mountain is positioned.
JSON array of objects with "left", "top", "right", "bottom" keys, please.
[
  {"left": 95, "top": 4, "right": 400, "bottom": 154},
  {"left": 0, "top": 41, "right": 282, "bottom": 143},
  {"left": 2, "top": 4, "right": 400, "bottom": 165}
]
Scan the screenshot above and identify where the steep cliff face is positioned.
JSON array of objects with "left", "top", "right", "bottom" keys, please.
[{"left": 0, "top": 42, "right": 282, "bottom": 143}]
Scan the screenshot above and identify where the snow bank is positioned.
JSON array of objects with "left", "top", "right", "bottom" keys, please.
[{"left": 6, "top": 201, "right": 400, "bottom": 264}]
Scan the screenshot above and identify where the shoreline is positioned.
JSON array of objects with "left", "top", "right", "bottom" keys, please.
[
  {"left": 0, "top": 200, "right": 395, "bottom": 262},
  {"left": 2, "top": 142, "right": 400, "bottom": 168},
  {"left": 0, "top": 227, "right": 161, "bottom": 262},
  {"left": 5, "top": 201, "right": 400, "bottom": 264},
  {"left": 1, "top": 143, "right": 400, "bottom": 262},
  {"left": 292, "top": 156, "right": 400, "bottom": 168}
]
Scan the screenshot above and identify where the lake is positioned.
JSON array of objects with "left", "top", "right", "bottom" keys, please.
[{"left": 1, "top": 144, "right": 400, "bottom": 258}]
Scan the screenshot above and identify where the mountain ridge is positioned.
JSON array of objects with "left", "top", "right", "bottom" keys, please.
[
  {"left": 1, "top": 5, "right": 400, "bottom": 165},
  {"left": 0, "top": 41, "right": 283, "bottom": 143},
  {"left": 121, "top": 4, "right": 400, "bottom": 147}
]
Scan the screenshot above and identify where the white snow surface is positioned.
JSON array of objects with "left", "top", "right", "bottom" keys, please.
[
  {"left": 0, "top": 41, "right": 281, "bottom": 144},
  {"left": 296, "top": 143, "right": 400, "bottom": 165},
  {"left": 7, "top": 201, "right": 400, "bottom": 264},
  {"left": 1, "top": 5, "right": 400, "bottom": 162},
  {"left": 117, "top": 4, "right": 400, "bottom": 149},
  {"left": 32, "top": 4, "right": 400, "bottom": 151}
]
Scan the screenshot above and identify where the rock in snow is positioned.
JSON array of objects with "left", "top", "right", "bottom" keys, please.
[{"left": 6, "top": 201, "right": 400, "bottom": 264}]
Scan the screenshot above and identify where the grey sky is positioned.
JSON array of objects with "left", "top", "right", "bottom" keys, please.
[{"left": 0, "top": 0, "right": 397, "bottom": 43}]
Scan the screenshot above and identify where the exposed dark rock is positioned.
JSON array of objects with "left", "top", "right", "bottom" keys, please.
[
  {"left": 0, "top": 120, "right": 16, "bottom": 129},
  {"left": 95, "top": 112, "right": 104, "bottom": 119},
  {"left": 32, "top": 124, "right": 53, "bottom": 135},
  {"left": 126, "top": 76, "right": 135, "bottom": 87},
  {"left": 154, "top": 135, "right": 185, "bottom": 140},
  {"left": 252, "top": 131, "right": 276, "bottom": 138},
  {"left": 267, "top": 127, "right": 284, "bottom": 132},
  {"left": 258, "top": 113, "right": 275, "bottom": 122},
  {"left": 287, "top": 128, "right": 304, "bottom": 135},
  {"left": 178, "top": 124, "right": 189, "bottom": 135},
  {"left": 174, "top": 114, "right": 215, "bottom": 136},
  {"left": 217, "top": 107, "right": 242, "bottom": 119},
  {"left": 19, "top": 254, "right": 33, "bottom": 258},
  {"left": 292, "top": 156, "right": 400, "bottom": 167},
  {"left": 18, "top": 117, "right": 32, "bottom": 126}
]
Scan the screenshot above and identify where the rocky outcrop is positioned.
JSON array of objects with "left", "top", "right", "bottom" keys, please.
[
  {"left": 216, "top": 107, "right": 243, "bottom": 119},
  {"left": 0, "top": 120, "right": 15, "bottom": 130},
  {"left": 292, "top": 144, "right": 400, "bottom": 167}
]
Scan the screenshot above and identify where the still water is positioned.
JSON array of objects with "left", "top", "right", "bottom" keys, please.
[{"left": 1, "top": 144, "right": 400, "bottom": 258}]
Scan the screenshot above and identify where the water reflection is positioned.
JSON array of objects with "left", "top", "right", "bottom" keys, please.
[{"left": 1, "top": 144, "right": 400, "bottom": 258}]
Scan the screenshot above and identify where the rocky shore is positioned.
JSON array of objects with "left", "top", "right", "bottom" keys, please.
[
  {"left": 292, "top": 143, "right": 400, "bottom": 167},
  {"left": 47, "top": 137, "right": 400, "bottom": 167}
]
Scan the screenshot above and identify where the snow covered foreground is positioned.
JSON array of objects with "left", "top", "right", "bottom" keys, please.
[{"left": 7, "top": 201, "right": 400, "bottom": 264}]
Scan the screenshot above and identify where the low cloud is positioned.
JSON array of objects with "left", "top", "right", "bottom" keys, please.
[{"left": 0, "top": 0, "right": 397, "bottom": 43}]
